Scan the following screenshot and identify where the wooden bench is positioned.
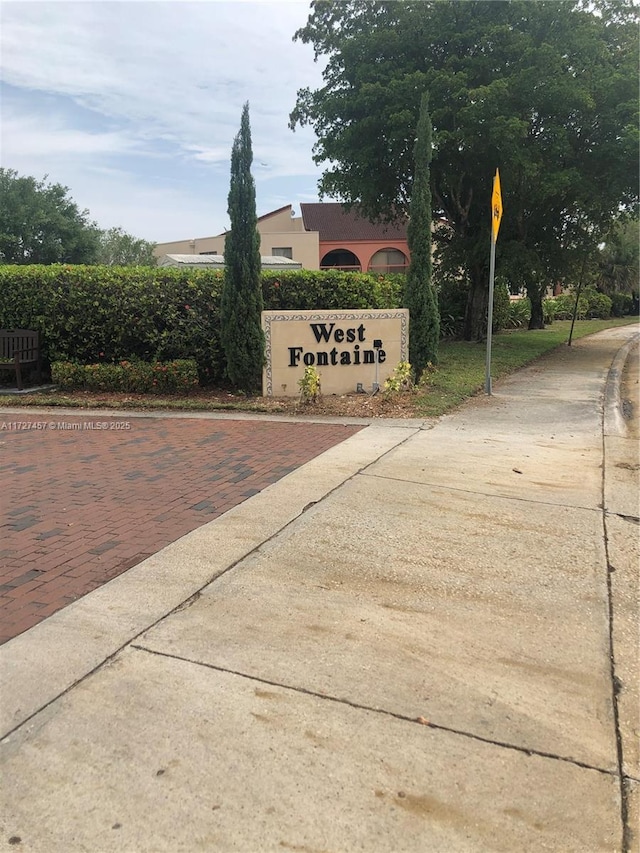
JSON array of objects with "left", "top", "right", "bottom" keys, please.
[{"left": 0, "top": 329, "right": 42, "bottom": 390}]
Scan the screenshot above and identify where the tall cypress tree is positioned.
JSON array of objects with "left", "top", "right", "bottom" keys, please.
[
  {"left": 404, "top": 93, "right": 439, "bottom": 375},
  {"left": 220, "top": 102, "right": 264, "bottom": 391}
]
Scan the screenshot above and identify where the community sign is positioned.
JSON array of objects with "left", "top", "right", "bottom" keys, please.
[{"left": 262, "top": 309, "right": 409, "bottom": 397}]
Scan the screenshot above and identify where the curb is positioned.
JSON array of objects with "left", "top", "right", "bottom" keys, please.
[{"left": 604, "top": 330, "right": 639, "bottom": 437}]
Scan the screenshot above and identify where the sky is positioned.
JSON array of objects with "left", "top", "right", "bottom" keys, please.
[{"left": 0, "top": 0, "right": 327, "bottom": 243}]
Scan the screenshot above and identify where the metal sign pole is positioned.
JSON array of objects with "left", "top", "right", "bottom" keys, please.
[
  {"left": 485, "top": 235, "right": 496, "bottom": 395},
  {"left": 486, "top": 168, "right": 502, "bottom": 396}
]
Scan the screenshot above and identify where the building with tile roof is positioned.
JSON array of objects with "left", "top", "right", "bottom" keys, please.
[
  {"left": 300, "top": 203, "right": 409, "bottom": 274},
  {"left": 153, "top": 203, "right": 410, "bottom": 274}
]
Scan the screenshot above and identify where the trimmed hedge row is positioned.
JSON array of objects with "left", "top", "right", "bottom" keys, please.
[
  {"left": 52, "top": 358, "right": 199, "bottom": 393},
  {"left": 0, "top": 265, "right": 403, "bottom": 383},
  {"left": 3, "top": 265, "right": 622, "bottom": 385}
]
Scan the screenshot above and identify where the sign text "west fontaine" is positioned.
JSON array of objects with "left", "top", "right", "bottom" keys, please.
[{"left": 288, "top": 322, "right": 386, "bottom": 368}]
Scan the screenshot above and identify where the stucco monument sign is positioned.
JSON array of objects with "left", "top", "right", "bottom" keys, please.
[{"left": 262, "top": 309, "right": 409, "bottom": 397}]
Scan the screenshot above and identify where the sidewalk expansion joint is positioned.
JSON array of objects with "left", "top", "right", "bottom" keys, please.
[
  {"left": 362, "top": 471, "right": 601, "bottom": 514},
  {"left": 131, "top": 643, "right": 619, "bottom": 780}
]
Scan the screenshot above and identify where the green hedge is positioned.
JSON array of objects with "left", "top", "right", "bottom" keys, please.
[
  {"left": 11, "top": 265, "right": 597, "bottom": 383},
  {"left": 0, "top": 265, "right": 225, "bottom": 381},
  {"left": 52, "top": 358, "right": 199, "bottom": 393},
  {"left": 0, "top": 265, "right": 403, "bottom": 384},
  {"left": 261, "top": 269, "right": 402, "bottom": 311}
]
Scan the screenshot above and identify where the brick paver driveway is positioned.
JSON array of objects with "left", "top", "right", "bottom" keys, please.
[{"left": 0, "top": 413, "right": 362, "bottom": 644}]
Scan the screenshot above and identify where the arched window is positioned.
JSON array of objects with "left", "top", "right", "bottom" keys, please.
[
  {"left": 320, "top": 249, "right": 361, "bottom": 272},
  {"left": 368, "top": 248, "right": 408, "bottom": 274}
]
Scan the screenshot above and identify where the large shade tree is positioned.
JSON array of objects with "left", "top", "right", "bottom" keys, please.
[
  {"left": 220, "top": 102, "right": 265, "bottom": 391},
  {"left": 290, "top": 0, "right": 639, "bottom": 338},
  {"left": 0, "top": 168, "right": 100, "bottom": 264}
]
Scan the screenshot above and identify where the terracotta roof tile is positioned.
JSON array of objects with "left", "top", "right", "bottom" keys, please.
[{"left": 300, "top": 203, "right": 407, "bottom": 242}]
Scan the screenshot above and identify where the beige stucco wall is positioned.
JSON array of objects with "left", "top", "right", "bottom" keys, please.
[
  {"left": 153, "top": 208, "right": 319, "bottom": 268},
  {"left": 258, "top": 207, "right": 298, "bottom": 233},
  {"left": 258, "top": 208, "right": 318, "bottom": 267},
  {"left": 263, "top": 309, "right": 409, "bottom": 397},
  {"left": 260, "top": 231, "right": 319, "bottom": 269},
  {"left": 153, "top": 236, "right": 224, "bottom": 257}
]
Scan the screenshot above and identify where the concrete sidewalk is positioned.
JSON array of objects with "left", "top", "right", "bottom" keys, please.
[{"left": 1, "top": 325, "right": 638, "bottom": 852}]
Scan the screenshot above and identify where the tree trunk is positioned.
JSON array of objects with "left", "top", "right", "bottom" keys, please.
[
  {"left": 463, "top": 270, "right": 488, "bottom": 341},
  {"left": 527, "top": 285, "right": 545, "bottom": 329},
  {"left": 405, "top": 93, "right": 439, "bottom": 371}
]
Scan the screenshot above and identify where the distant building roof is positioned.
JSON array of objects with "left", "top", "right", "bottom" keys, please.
[
  {"left": 257, "top": 205, "right": 293, "bottom": 223},
  {"left": 158, "top": 254, "right": 302, "bottom": 270},
  {"left": 210, "top": 206, "right": 294, "bottom": 238},
  {"left": 300, "top": 203, "right": 408, "bottom": 242}
]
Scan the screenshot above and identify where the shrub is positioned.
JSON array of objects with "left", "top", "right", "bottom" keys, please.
[
  {"left": 491, "top": 280, "right": 511, "bottom": 333},
  {"left": 507, "top": 298, "right": 531, "bottom": 328},
  {"left": 543, "top": 298, "right": 556, "bottom": 324},
  {"left": 437, "top": 278, "right": 468, "bottom": 339},
  {"left": 610, "top": 292, "right": 635, "bottom": 317},
  {"left": 261, "top": 269, "right": 402, "bottom": 311},
  {"left": 384, "top": 361, "right": 414, "bottom": 394},
  {"left": 298, "top": 365, "right": 322, "bottom": 403},
  {"left": 437, "top": 277, "right": 510, "bottom": 337},
  {"left": 417, "top": 361, "right": 438, "bottom": 388},
  {"left": 546, "top": 292, "right": 585, "bottom": 320},
  {"left": 0, "top": 265, "right": 224, "bottom": 382},
  {"left": 546, "top": 288, "right": 612, "bottom": 321},
  {"left": 52, "top": 358, "right": 199, "bottom": 393},
  {"left": 583, "top": 288, "right": 612, "bottom": 319}
]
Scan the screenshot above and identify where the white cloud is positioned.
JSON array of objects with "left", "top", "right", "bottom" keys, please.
[
  {"left": 2, "top": 110, "right": 139, "bottom": 159},
  {"left": 0, "top": 1, "right": 325, "bottom": 240}
]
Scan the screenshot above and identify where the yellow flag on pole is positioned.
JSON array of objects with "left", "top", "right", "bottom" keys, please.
[{"left": 491, "top": 168, "right": 502, "bottom": 242}]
